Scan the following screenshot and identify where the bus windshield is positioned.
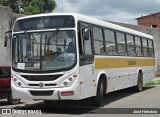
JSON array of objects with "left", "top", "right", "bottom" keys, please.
[{"left": 12, "top": 30, "right": 76, "bottom": 72}]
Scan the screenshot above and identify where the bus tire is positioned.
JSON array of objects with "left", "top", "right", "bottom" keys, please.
[
  {"left": 93, "top": 79, "right": 104, "bottom": 106},
  {"left": 134, "top": 72, "right": 143, "bottom": 92},
  {"left": 7, "top": 91, "right": 21, "bottom": 105}
]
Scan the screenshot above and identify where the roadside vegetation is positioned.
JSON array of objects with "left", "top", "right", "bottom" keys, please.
[
  {"left": 0, "top": 0, "right": 56, "bottom": 15},
  {"left": 143, "top": 80, "right": 160, "bottom": 87}
]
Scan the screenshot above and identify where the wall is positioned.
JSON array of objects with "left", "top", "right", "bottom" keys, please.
[
  {"left": 137, "top": 14, "right": 160, "bottom": 28},
  {"left": 109, "top": 21, "right": 160, "bottom": 74},
  {"left": 0, "top": 6, "right": 24, "bottom": 66}
]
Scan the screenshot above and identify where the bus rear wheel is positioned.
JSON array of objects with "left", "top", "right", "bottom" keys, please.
[
  {"left": 93, "top": 79, "right": 104, "bottom": 106},
  {"left": 134, "top": 72, "right": 143, "bottom": 92}
]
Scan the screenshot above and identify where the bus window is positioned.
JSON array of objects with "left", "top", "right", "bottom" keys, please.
[
  {"left": 93, "top": 27, "right": 105, "bottom": 55},
  {"left": 83, "top": 29, "right": 92, "bottom": 55},
  {"left": 105, "top": 43, "right": 117, "bottom": 55},
  {"left": 116, "top": 32, "right": 127, "bottom": 56},
  {"left": 104, "top": 30, "right": 115, "bottom": 42},
  {"left": 126, "top": 34, "right": 136, "bottom": 56},
  {"left": 93, "top": 27, "right": 103, "bottom": 40},
  {"left": 142, "top": 38, "right": 149, "bottom": 57},
  {"left": 94, "top": 41, "right": 104, "bottom": 54},
  {"left": 79, "top": 27, "right": 93, "bottom": 65},
  {"left": 135, "top": 36, "right": 143, "bottom": 56},
  {"left": 104, "top": 29, "right": 117, "bottom": 55},
  {"left": 148, "top": 40, "right": 155, "bottom": 57}
]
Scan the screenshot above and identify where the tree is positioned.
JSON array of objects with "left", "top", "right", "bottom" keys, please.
[{"left": 0, "top": 0, "right": 57, "bottom": 15}]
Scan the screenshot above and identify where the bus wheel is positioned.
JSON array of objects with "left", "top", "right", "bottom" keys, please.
[
  {"left": 7, "top": 92, "right": 21, "bottom": 105},
  {"left": 93, "top": 79, "right": 104, "bottom": 106},
  {"left": 134, "top": 72, "right": 143, "bottom": 92}
]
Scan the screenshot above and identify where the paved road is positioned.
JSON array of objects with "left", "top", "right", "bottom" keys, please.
[{"left": 1, "top": 86, "right": 160, "bottom": 117}]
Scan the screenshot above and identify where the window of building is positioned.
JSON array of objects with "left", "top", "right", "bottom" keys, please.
[{"left": 151, "top": 25, "right": 157, "bottom": 28}]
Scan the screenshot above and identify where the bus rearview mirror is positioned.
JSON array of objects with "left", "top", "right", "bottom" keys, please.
[
  {"left": 83, "top": 29, "right": 90, "bottom": 41},
  {"left": 4, "top": 35, "right": 8, "bottom": 47},
  {"left": 4, "top": 31, "right": 12, "bottom": 47}
]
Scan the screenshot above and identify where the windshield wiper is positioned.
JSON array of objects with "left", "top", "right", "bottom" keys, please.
[
  {"left": 46, "top": 29, "right": 59, "bottom": 45},
  {"left": 24, "top": 31, "right": 32, "bottom": 50},
  {"left": 24, "top": 31, "right": 39, "bottom": 61}
]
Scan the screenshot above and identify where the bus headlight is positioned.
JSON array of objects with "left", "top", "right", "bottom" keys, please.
[
  {"left": 12, "top": 76, "right": 24, "bottom": 88},
  {"left": 60, "top": 74, "right": 78, "bottom": 87}
]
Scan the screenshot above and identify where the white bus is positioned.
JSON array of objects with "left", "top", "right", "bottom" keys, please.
[{"left": 4, "top": 13, "right": 155, "bottom": 106}]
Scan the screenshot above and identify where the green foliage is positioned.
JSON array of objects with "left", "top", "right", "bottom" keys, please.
[
  {"left": 143, "top": 80, "right": 160, "bottom": 87},
  {"left": 0, "top": 0, "right": 57, "bottom": 14}
]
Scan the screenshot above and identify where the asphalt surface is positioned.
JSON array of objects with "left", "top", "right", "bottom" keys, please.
[{"left": 1, "top": 79, "right": 160, "bottom": 117}]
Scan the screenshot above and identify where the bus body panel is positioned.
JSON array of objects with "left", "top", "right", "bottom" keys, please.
[
  {"left": 79, "top": 65, "right": 97, "bottom": 99},
  {"left": 94, "top": 56, "right": 155, "bottom": 92},
  {"left": 12, "top": 82, "right": 81, "bottom": 100}
]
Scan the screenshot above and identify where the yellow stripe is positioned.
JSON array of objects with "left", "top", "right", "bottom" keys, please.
[{"left": 95, "top": 58, "right": 155, "bottom": 69}]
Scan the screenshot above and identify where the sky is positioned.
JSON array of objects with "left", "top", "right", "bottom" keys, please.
[{"left": 54, "top": 0, "right": 160, "bottom": 24}]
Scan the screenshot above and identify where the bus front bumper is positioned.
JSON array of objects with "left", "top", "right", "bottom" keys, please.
[{"left": 11, "top": 83, "right": 80, "bottom": 100}]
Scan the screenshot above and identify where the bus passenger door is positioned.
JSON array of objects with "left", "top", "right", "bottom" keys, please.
[{"left": 78, "top": 26, "right": 95, "bottom": 99}]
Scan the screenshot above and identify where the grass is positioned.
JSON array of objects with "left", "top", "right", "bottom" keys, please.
[{"left": 143, "top": 80, "right": 160, "bottom": 87}]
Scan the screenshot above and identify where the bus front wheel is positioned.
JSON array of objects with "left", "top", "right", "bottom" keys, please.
[
  {"left": 7, "top": 92, "right": 21, "bottom": 105},
  {"left": 93, "top": 79, "right": 104, "bottom": 106}
]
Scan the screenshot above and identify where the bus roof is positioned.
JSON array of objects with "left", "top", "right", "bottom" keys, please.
[{"left": 15, "top": 13, "right": 153, "bottom": 39}]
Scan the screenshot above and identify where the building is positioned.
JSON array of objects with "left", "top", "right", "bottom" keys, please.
[
  {"left": 0, "top": 5, "right": 24, "bottom": 66},
  {"left": 136, "top": 12, "right": 160, "bottom": 28}
]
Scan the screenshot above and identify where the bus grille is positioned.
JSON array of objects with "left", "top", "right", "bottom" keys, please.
[
  {"left": 21, "top": 75, "right": 63, "bottom": 81},
  {"left": 30, "top": 90, "right": 53, "bottom": 96},
  {"left": 28, "top": 84, "right": 57, "bottom": 87}
]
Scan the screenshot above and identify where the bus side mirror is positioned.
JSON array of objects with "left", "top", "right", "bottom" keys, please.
[
  {"left": 4, "top": 35, "right": 8, "bottom": 47},
  {"left": 4, "top": 31, "right": 12, "bottom": 47},
  {"left": 83, "top": 29, "right": 90, "bottom": 41}
]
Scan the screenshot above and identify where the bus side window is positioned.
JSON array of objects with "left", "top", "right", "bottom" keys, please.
[
  {"left": 104, "top": 29, "right": 117, "bottom": 55},
  {"left": 83, "top": 29, "right": 92, "bottom": 55},
  {"left": 126, "top": 34, "right": 136, "bottom": 56},
  {"left": 116, "top": 32, "right": 127, "bottom": 56},
  {"left": 148, "top": 40, "right": 155, "bottom": 57},
  {"left": 78, "top": 28, "right": 93, "bottom": 65},
  {"left": 135, "top": 36, "right": 143, "bottom": 56},
  {"left": 93, "top": 27, "right": 104, "bottom": 55},
  {"left": 142, "top": 38, "right": 149, "bottom": 57}
]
